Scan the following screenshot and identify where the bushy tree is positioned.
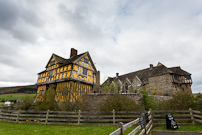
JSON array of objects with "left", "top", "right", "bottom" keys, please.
[
  {"left": 101, "top": 80, "right": 120, "bottom": 93},
  {"left": 138, "top": 86, "right": 158, "bottom": 110},
  {"left": 20, "top": 95, "right": 34, "bottom": 110},
  {"left": 196, "top": 93, "right": 202, "bottom": 111},
  {"left": 99, "top": 94, "right": 140, "bottom": 111},
  {"left": 34, "top": 84, "right": 58, "bottom": 111},
  {"left": 158, "top": 91, "right": 197, "bottom": 110}
]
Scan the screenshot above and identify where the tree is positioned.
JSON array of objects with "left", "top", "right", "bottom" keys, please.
[
  {"left": 138, "top": 86, "right": 158, "bottom": 110},
  {"left": 102, "top": 79, "right": 120, "bottom": 93},
  {"left": 196, "top": 93, "right": 202, "bottom": 111},
  {"left": 34, "top": 84, "right": 58, "bottom": 111}
]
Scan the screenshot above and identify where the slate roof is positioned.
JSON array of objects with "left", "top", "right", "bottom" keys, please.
[
  {"left": 104, "top": 63, "right": 191, "bottom": 85},
  {"left": 40, "top": 51, "right": 97, "bottom": 74},
  {"left": 168, "top": 67, "right": 191, "bottom": 76}
]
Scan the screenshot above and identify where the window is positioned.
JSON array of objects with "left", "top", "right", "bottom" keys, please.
[
  {"left": 83, "top": 68, "right": 88, "bottom": 75},
  {"left": 49, "top": 70, "right": 53, "bottom": 78},
  {"left": 84, "top": 58, "right": 89, "bottom": 63},
  {"left": 50, "top": 60, "right": 55, "bottom": 66}
]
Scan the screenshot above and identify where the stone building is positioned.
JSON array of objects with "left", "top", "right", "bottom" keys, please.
[
  {"left": 102, "top": 62, "right": 192, "bottom": 95},
  {"left": 36, "top": 48, "right": 99, "bottom": 102}
]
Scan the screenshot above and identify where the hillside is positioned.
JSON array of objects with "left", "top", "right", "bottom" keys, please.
[{"left": 0, "top": 85, "right": 37, "bottom": 95}]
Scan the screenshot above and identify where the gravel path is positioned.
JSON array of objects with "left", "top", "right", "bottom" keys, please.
[{"left": 152, "top": 131, "right": 202, "bottom": 135}]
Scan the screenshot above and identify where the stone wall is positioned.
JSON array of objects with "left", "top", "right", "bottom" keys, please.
[
  {"left": 86, "top": 93, "right": 172, "bottom": 110},
  {"left": 148, "top": 74, "right": 174, "bottom": 95}
]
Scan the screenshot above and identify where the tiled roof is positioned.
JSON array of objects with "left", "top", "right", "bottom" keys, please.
[
  {"left": 168, "top": 67, "right": 191, "bottom": 76},
  {"left": 104, "top": 64, "right": 190, "bottom": 85}
]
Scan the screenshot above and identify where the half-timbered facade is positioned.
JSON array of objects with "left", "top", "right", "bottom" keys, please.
[
  {"left": 36, "top": 48, "right": 98, "bottom": 102},
  {"left": 102, "top": 62, "right": 192, "bottom": 95}
]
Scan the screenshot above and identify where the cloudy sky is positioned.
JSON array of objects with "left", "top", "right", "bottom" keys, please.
[{"left": 0, "top": 0, "right": 202, "bottom": 93}]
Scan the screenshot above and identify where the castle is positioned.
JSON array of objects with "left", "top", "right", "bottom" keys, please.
[
  {"left": 36, "top": 49, "right": 192, "bottom": 102},
  {"left": 102, "top": 62, "right": 192, "bottom": 95}
]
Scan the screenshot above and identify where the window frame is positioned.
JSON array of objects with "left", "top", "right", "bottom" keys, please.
[
  {"left": 49, "top": 70, "right": 53, "bottom": 78},
  {"left": 83, "top": 68, "right": 88, "bottom": 75}
]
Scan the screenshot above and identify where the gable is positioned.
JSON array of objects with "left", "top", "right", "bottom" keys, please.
[{"left": 74, "top": 53, "right": 97, "bottom": 72}]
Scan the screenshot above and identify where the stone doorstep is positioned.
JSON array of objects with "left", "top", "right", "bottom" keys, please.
[{"left": 152, "top": 130, "right": 202, "bottom": 135}]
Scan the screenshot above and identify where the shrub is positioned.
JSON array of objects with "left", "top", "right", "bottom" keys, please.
[
  {"left": 158, "top": 91, "right": 197, "bottom": 110},
  {"left": 99, "top": 94, "right": 140, "bottom": 111},
  {"left": 19, "top": 95, "right": 34, "bottom": 110},
  {"left": 196, "top": 94, "right": 202, "bottom": 111}
]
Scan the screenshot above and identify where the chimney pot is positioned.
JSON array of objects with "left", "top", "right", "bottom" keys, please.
[{"left": 70, "top": 48, "right": 78, "bottom": 58}]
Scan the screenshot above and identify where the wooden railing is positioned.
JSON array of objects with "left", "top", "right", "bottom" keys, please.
[
  {"left": 192, "top": 109, "right": 202, "bottom": 124},
  {"left": 152, "top": 109, "right": 202, "bottom": 126},
  {"left": 0, "top": 109, "right": 141, "bottom": 125},
  {"left": 109, "top": 109, "right": 153, "bottom": 135}
]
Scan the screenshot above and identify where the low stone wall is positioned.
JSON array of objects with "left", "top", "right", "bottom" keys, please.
[{"left": 88, "top": 93, "right": 172, "bottom": 102}]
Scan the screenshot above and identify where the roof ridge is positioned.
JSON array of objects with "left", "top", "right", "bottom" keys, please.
[{"left": 53, "top": 53, "right": 66, "bottom": 60}]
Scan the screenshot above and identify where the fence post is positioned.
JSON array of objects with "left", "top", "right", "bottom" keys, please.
[
  {"left": 118, "top": 122, "right": 124, "bottom": 135},
  {"left": 189, "top": 108, "right": 195, "bottom": 124},
  {"left": 149, "top": 109, "right": 153, "bottom": 124},
  {"left": 16, "top": 109, "right": 21, "bottom": 124},
  {"left": 113, "top": 109, "right": 115, "bottom": 125},
  {"left": 45, "top": 109, "right": 50, "bottom": 125},
  {"left": 78, "top": 110, "right": 81, "bottom": 126},
  {"left": 141, "top": 112, "right": 146, "bottom": 135}
]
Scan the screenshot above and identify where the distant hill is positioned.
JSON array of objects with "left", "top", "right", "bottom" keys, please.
[{"left": 0, "top": 85, "right": 37, "bottom": 95}]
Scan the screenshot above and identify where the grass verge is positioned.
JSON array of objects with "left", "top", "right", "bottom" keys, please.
[{"left": 0, "top": 121, "right": 121, "bottom": 135}]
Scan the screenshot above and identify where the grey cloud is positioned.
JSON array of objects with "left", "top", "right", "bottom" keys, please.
[{"left": 0, "top": 0, "right": 44, "bottom": 43}]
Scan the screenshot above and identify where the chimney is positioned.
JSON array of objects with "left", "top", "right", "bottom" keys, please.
[
  {"left": 116, "top": 73, "right": 119, "bottom": 77},
  {"left": 150, "top": 64, "right": 153, "bottom": 68},
  {"left": 70, "top": 48, "right": 77, "bottom": 58}
]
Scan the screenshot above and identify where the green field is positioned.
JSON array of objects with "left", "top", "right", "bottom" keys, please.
[
  {"left": 0, "top": 121, "right": 138, "bottom": 135},
  {"left": 0, "top": 102, "right": 14, "bottom": 105},
  {"left": 153, "top": 124, "right": 202, "bottom": 132},
  {"left": 0, "top": 94, "right": 36, "bottom": 100},
  {"left": 0, "top": 121, "right": 202, "bottom": 135}
]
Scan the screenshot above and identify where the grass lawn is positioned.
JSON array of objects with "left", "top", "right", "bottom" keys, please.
[
  {"left": 153, "top": 124, "right": 202, "bottom": 132},
  {"left": 0, "top": 121, "right": 140, "bottom": 135},
  {"left": 0, "top": 94, "right": 36, "bottom": 100},
  {"left": 0, "top": 102, "right": 14, "bottom": 105}
]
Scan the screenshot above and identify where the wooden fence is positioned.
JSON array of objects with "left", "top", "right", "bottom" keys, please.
[
  {"left": 109, "top": 110, "right": 153, "bottom": 135},
  {"left": 152, "top": 108, "right": 202, "bottom": 125},
  {"left": 0, "top": 109, "right": 142, "bottom": 125},
  {"left": 109, "top": 109, "right": 202, "bottom": 135},
  {"left": 192, "top": 109, "right": 202, "bottom": 124},
  {"left": 0, "top": 108, "right": 201, "bottom": 127}
]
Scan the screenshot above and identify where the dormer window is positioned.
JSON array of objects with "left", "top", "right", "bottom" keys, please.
[
  {"left": 50, "top": 60, "right": 55, "bottom": 66},
  {"left": 83, "top": 68, "right": 88, "bottom": 75},
  {"left": 84, "top": 58, "right": 89, "bottom": 64}
]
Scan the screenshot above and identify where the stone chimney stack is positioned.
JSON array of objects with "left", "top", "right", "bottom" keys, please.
[
  {"left": 70, "top": 48, "right": 77, "bottom": 58},
  {"left": 150, "top": 64, "right": 153, "bottom": 70},
  {"left": 116, "top": 73, "right": 119, "bottom": 77}
]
